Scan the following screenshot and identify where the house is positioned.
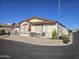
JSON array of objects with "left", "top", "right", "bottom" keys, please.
[
  {"left": 10, "top": 24, "right": 20, "bottom": 35},
  {"left": 0, "top": 24, "right": 12, "bottom": 34},
  {"left": 0, "top": 24, "right": 20, "bottom": 35},
  {"left": 19, "top": 16, "right": 70, "bottom": 38}
]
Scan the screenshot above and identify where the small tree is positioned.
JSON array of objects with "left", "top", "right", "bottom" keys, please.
[
  {"left": 52, "top": 29, "right": 57, "bottom": 39},
  {"left": 0, "top": 29, "right": 5, "bottom": 35},
  {"left": 63, "top": 36, "right": 70, "bottom": 44},
  {"left": 61, "top": 33, "right": 70, "bottom": 44}
]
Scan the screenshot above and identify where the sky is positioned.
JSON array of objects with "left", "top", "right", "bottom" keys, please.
[{"left": 0, "top": 0, "right": 79, "bottom": 29}]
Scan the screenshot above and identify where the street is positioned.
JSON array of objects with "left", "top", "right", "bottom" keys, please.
[{"left": 0, "top": 32, "right": 79, "bottom": 59}]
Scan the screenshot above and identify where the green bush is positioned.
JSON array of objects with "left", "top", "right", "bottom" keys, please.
[
  {"left": 59, "top": 33, "right": 66, "bottom": 39},
  {"left": 52, "top": 29, "right": 57, "bottom": 39},
  {"left": 63, "top": 36, "right": 70, "bottom": 44},
  {"left": 0, "top": 29, "right": 5, "bottom": 35}
]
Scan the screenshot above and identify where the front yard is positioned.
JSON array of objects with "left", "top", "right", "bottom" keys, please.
[{"left": 0, "top": 35, "right": 73, "bottom": 46}]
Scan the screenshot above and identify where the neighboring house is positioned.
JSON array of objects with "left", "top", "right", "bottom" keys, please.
[
  {"left": 19, "top": 16, "right": 71, "bottom": 38},
  {"left": 10, "top": 24, "right": 20, "bottom": 35},
  {"left": 0, "top": 24, "right": 12, "bottom": 33},
  {"left": 0, "top": 24, "right": 20, "bottom": 35}
]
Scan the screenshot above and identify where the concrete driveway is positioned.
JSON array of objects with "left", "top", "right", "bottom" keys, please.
[{"left": 0, "top": 32, "right": 79, "bottom": 59}]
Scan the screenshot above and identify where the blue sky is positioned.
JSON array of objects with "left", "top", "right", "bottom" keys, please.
[{"left": 0, "top": 0, "right": 79, "bottom": 29}]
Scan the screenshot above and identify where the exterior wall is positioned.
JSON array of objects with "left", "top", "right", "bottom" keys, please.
[
  {"left": 20, "top": 22, "right": 29, "bottom": 34},
  {"left": 35, "top": 25, "right": 43, "bottom": 33},
  {"left": 31, "top": 25, "right": 43, "bottom": 33},
  {"left": 30, "top": 24, "right": 57, "bottom": 38},
  {"left": 62, "top": 27, "right": 69, "bottom": 35},
  {"left": 21, "top": 22, "right": 27, "bottom": 25},
  {"left": 42, "top": 25, "right": 57, "bottom": 38},
  {"left": 57, "top": 23, "right": 69, "bottom": 36},
  {"left": 29, "top": 19, "right": 44, "bottom": 22},
  {"left": 31, "top": 25, "right": 36, "bottom": 32}
]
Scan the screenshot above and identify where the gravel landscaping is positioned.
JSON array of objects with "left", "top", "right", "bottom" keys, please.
[{"left": 0, "top": 34, "right": 73, "bottom": 46}]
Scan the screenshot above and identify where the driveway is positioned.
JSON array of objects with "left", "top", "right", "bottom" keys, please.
[{"left": 0, "top": 32, "right": 79, "bottom": 59}]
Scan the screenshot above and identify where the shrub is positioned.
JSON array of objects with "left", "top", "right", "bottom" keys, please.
[
  {"left": 63, "top": 36, "right": 70, "bottom": 44},
  {"left": 0, "top": 29, "right": 5, "bottom": 35},
  {"left": 59, "top": 36, "right": 64, "bottom": 39},
  {"left": 59, "top": 33, "right": 66, "bottom": 39},
  {"left": 52, "top": 29, "right": 57, "bottom": 39}
]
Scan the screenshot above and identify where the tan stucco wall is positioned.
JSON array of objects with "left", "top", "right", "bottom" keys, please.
[
  {"left": 57, "top": 23, "right": 69, "bottom": 36},
  {"left": 20, "top": 18, "right": 69, "bottom": 38},
  {"left": 20, "top": 22, "right": 29, "bottom": 33},
  {"left": 31, "top": 25, "right": 36, "bottom": 32},
  {"left": 20, "top": 23, "right": 57, "bottom": 38},
  {"left": 41, "top": 25, "right": 57, "bottom": 38},
  {"left": 29, "top": 19, "right": 44, "bottom": 22},
  {"left": 21, "top": 22, "right": 27, "bottom": 25}
]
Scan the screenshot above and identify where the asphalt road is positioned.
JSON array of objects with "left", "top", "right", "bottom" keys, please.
[{"left": 0, "top": 32, "right": 79, "bottom": 59}]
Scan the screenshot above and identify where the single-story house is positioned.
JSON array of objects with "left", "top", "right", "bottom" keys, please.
[
  {"left": 19, "top": 16, "right": 71, "bottom": 38},
  {"left": 0, "top": 24, "right": 20, "bottom": 35},
  {"left": 0, "top": 24, "right": 13, "bottom": 34}
]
